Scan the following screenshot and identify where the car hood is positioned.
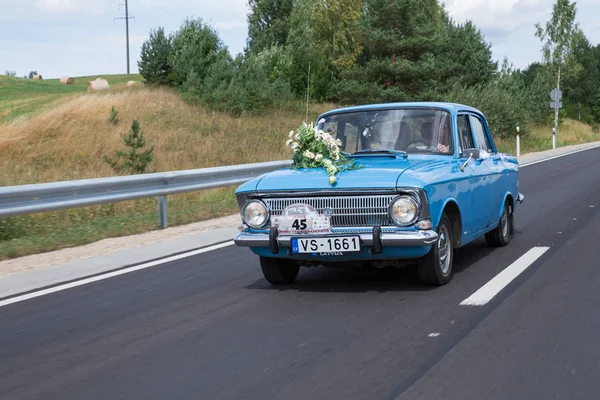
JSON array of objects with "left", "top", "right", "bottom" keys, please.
[{"left": 254, "top": 157, "right": 437, "bottom": 191}]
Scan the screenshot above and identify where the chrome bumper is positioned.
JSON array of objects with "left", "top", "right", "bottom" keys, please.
[{"left": 234, "top": 230, "right": 438, "bottom": 248}]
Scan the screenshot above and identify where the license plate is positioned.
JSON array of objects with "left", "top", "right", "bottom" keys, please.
[{"left": 291, "top": 236, "right": 361, "bottom": 254}]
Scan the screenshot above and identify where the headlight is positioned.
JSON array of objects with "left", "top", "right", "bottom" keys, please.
[
  {"left": 242, "top": 200, "right": 269, "bottom": 228},
  {"left": 390, "top": 196, "right": 419, "bottom": 225}
]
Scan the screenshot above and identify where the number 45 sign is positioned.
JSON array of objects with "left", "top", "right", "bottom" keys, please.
[{"left": 272, "top": 204, "right": 332, "bottom": 234}]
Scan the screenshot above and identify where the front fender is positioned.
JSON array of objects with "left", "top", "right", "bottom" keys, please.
[{"left": 496, "top": 191, "right": 516, "bottom": 219}]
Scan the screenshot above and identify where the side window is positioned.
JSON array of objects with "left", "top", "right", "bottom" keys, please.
[
  {"left": 469, "top": 115, "right": 493, "bottom": 153},
  {"left": 457, "top": 114, "right": 474, "bottom": 151}
]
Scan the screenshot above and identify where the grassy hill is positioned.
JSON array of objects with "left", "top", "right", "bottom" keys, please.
[
  {"left": 0, "top": 75, "right": 332, "bottom": 259},
  {"left": 0, "top": 74, "right": 143, "bottom": 122}
]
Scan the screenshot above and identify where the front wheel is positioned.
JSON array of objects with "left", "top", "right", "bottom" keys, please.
[
  {"left": 260, "top": 257, "right": 300, "bottom": 285},
  {"left": 417, "top": 213, "right": 454, "bottom": 286},
  {"left": 485, "top": 201, "right": 512, "bottom": 247}
]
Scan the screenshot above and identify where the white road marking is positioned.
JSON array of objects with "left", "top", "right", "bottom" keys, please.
[
  {"left": 519, "top": 144, "right": 600, "bottom": 168},
  {"left": 460, "top": 246, "right": 550, "bottom": 306},
  {"left": 428, "top": 333, "right": 441, "bottom": 338},
  {"left": 0, "top": 241, "right": 235, "bottom": 308}
]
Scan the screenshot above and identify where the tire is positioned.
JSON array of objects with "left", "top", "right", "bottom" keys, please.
[
  {"left": 418, "top": 213, "right": 454, "bottom": 286},
  {"left": 260, "top": 257, "right": 300, "bottom": 285},
  {"left": 485, "top": 201, "right": 511, "bottom": 247}
]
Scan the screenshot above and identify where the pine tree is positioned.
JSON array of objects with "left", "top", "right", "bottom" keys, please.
[
  {"left": 138, "top": 27, "right": 173, "bottom": 86},
  {"left": 247, "top": 0, "right": 294, "bottom": 52},
  {"left": 337, "top": 0, "right": 445, "bottom": 103},
  {"left": 104, "top": 120, "right": 154, "bottom": 175}
]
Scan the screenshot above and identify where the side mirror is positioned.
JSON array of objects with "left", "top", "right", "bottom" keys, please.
[{"left": 463, "top": 148, "right": 481, "bottom": 160}]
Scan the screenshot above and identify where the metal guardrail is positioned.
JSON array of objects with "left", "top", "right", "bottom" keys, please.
[{"left": 0, "top": 160, "right": 291, "bottom": 228}]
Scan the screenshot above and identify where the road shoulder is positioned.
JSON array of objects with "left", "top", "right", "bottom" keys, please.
[{"left": 0, "top": 215, "right": 239, "bottom": 298}]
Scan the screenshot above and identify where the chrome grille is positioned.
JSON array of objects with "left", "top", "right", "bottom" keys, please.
[{"left": 264, "top": 195, "right": 396, "bottom": 227}]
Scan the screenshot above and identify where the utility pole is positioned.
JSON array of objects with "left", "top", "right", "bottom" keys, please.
[{"left": 114, "top": 1, "right": 134, "bottom": 74}]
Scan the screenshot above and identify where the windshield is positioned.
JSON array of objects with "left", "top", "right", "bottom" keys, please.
[{"left": 316, "top": 108, "right": 454, "bottom": 155}]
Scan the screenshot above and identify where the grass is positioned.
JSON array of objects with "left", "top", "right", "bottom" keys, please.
[
  {"left": 0, "top": 74, "right": 143, "bottom": 122},
  {"left": 0, "top": 188, "right": 238, "bottom": 259},
  {"left": 495, "top": 119, "right": 599, "bottom": 155},
  {"left": 0, "top": 78, "right": 333, "bottom": 259}
]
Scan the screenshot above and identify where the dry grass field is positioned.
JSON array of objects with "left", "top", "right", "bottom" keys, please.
[{"left": 0, "top": 76, "right": 333, "bottom": 259}]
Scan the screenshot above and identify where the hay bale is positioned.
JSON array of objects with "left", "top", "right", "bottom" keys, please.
[
  {"left": 126, "top": 80, "right": 137, "bottom": 87},
  {"left": 60, "top": 76, "right": 75, "bottom": 85},
  {"left": 32, "top": 74, "right": 42, "bottom": 80},
  {"left": 87, "top": 78, "right": 109, "bottom": 92}
]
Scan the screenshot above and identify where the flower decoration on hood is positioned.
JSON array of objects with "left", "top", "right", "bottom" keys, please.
[{"left": 286, "top": 122, "right": 362, "bottom": 186}]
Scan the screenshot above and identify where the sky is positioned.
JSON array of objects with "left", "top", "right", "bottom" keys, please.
[{"left": 1, "top": 0, "right": 599, "bottom": 79}]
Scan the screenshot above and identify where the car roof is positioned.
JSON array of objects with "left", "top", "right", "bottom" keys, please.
[{"left": 317, "top": 102, "right": 484, "bottom": 119}]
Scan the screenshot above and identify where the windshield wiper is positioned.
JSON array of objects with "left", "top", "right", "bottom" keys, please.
[{"left": 351, "top": 149, "right": 408, "bottom": 158}]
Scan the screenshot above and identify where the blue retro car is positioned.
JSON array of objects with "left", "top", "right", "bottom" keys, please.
[{"left": 234, "top": 102, "right": 523, "bottom": 286}]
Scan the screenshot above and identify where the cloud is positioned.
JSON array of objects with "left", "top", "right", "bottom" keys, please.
[
  {"left": 444, "top": 0, "right": 600, "bottom": 69},
  {"left": 34, "top": 0, "right": 114, "bottom": 15}
]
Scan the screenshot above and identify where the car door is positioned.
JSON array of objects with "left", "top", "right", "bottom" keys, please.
[
  {"left": 457, "top": 113, "right": 492, "bottom": 236},
  {"left": 469, "top": 114, "right": 506, "bottom": 226}
]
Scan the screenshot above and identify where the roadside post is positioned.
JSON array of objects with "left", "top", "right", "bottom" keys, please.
[
  {"left": 516, "top": 126, "right": 520, "bottom": 157},
  {"left": 158, "top": 196, "right": 168, "bottom": 229},
  {"left": 550, "top": 88, "right": 562, "bottom": 150}
]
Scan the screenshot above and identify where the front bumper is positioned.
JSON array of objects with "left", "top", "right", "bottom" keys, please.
[{"left": 234, "top": 229, "right": 438, "bottom": 249}]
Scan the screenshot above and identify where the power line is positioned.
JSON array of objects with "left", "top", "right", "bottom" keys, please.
[{"left": 114, "top": 1, "right": 135, "bottom": 74}]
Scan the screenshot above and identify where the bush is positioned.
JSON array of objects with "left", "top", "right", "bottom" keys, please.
[
  {"left": 226, "top": 55, "right": 293, "bottom": 114},
  {"left": 197, "top": 57, "right": 236, "bottom": 107},
  {"left": 193, "top": 53, "right": 293, "bottom": 115},
  {"left": 138, "top": 27, "right": 173, "bottom": 86},
  {"left": 169, "top": 18, "right": 230, "bottom": 87},
  {"left": 444, "top": 82, "right": 529, "bottom": 139}
]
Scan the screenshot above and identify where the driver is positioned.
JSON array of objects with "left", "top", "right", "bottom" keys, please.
[
  {"left": 417, "top": 121, "right": 451, "bottom": 153},
  {"left": 436, "top": 123, "right": 450, "bottom": 153}
]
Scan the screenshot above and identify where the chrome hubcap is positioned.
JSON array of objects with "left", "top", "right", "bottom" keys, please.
[
  {"left": 501, "top": 210, "right": 508, "bottom": 238},
  {"left": 438, "top": 225, "right": 451, "bottom": 274}
]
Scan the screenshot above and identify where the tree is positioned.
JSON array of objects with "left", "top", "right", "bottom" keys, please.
[
  {"left": 104, "top": 120, "right": 154, "bottom": 175},
  {"left": 247, "top": 0, "right": 294, "bottom": 53},
  {"left": 437, "top": 15, "right": 496, "bottom": 90},
  {"left": 310, "top": 0, "right": 363, "bottom": 72},
  {"left": 169, "top": 18, "right": 230, "bottom": 87},
  {"left": 535, "top": 0, "right": 582, "bottom": 89},
  {"left": 563, "top": 37, "right": 600, "bottom": 121},
  {"left": 336, "top": 0, "right": 445, "bottom": 103},
  {"left": 4, "top": 70, "right": 16, "bottom": 77},
  {"left": 535, "top": 0, "right": 582, "bottom": 134},
  {"left": 138, "top": 27, "right": 173, "bottom": 86},
  {"left": 284, "top": 0, "right": 333, "bottom": 100},
  {"left": 28, "top": 71, "right": 38, "bottom": 79}
]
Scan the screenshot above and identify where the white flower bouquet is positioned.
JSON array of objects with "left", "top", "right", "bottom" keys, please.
[{"left": 286, "top": 122, "right": 362, "bottom": 186}]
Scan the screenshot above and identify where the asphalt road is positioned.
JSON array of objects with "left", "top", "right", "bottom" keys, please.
[{"left": 2, "top": 148, "right": 600, "bottom": 400}]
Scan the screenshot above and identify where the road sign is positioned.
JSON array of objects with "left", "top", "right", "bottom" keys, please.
[
  {"left": 550, "top": 101, "right": 563, "bottom": 109},
  {"left": 550, "top": 88, "right": 562, "bottom": 101}
]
